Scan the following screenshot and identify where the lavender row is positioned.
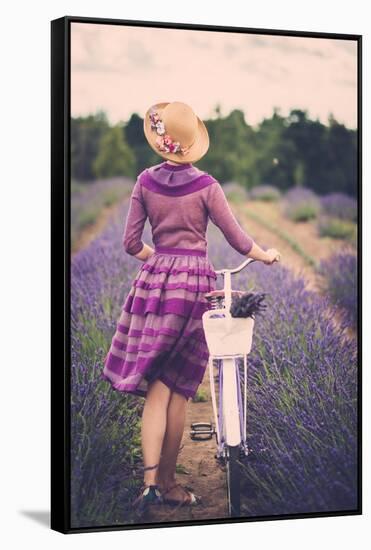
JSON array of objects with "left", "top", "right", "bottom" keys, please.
[
  {"left": 207, "top": 228, "right": 358, "bottom": 516},
  {"left": 71, "top": 203, "right": 153, "bottom": 528},
  {"left": 71, "top": 177, "right": 133, "bottom": 248},
  {"left": 318, "top": 252, "right": 358, "bottom": 329}
]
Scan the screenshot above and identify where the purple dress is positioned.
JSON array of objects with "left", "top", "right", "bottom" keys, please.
[{"left": 102, "top": 161, "right": 254, "bottom": 400}]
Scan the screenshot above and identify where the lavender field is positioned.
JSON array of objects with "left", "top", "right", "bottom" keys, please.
[
  {"left": 207, "top": 236, "right": 358, "bottom": 516},
  {"left": 71, "top": 197, "right": 358, "bottom": 527},
  {"left": 71, "top": 202, "right": 150, "bottom": 527},
  {"left": 71, "top": 177, "right": 132, "bottom": 249}
]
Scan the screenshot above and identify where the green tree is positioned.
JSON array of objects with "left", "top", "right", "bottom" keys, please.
[
  {"left": 93, "top": 125, "right": 136, "bottom": 178},
  {"left": 325, "top": 117, "right": 357, "bottom": 196},
  {"left": 71, "top": 111, "right": 109, "bottom": 180},
  {"left": 294, "top": 161, "right": 305, "bottom": 186},
  {"left": 246, "top": 109, "right": 297, "bottom": 190},
  {"left": 284, "top": 109, "right": 328, "bottom": 193},
  {"left": 125, "top": 113, "right": 159, "bottom": 173},
  {"left": 199, "top": 108, "right": 255, "bottom": 187},
  {"left": 284, "top": 110, "right": 357, "bottom": 196},
  {"left": 71, "top": 106, "right": 357, "bottom": 196}
]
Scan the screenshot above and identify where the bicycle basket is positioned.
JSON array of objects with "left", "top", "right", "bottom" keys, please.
[{"left": 202, "top": 310, "right": 254, "bottom": 356}]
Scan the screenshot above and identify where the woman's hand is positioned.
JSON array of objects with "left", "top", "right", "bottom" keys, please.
[
  {"left": 134, "top": 243, "right": 155, "bottom": 262},
  {"left": 246, "top": 242, "right": 281, "bottom": 264},
  {"left": 263, "top": 248, "right": 281, "bottom": 265}
]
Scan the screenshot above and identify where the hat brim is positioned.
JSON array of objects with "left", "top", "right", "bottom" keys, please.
[{"left": 143, "top": 102, "right": 210, "bottom": 164}]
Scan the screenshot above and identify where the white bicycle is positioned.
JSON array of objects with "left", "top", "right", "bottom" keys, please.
[{"left": 190, "top": 257, "right": 257, "bottom": 517}]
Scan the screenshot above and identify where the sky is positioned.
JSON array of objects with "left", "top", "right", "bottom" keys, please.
[{"left": 71, "top": 22, "right": 358, "bottom": 129}]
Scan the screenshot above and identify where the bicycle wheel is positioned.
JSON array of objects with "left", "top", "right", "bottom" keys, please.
[{"left": 226, "top": 444, "right": 241, "bottom": 517}]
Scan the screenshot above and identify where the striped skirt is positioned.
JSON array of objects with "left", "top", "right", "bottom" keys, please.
[{"left": 101, "top": 246, "right": 217, "bottom": 400}]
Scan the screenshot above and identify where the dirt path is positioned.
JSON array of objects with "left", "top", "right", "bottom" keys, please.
[
  {"left": 232, "top": 199, "right": 350, "bottom": 292},
  {"left": 232, "top": 199, "right": 356, "bottom": 340},
  {"left": 144, "top": 365, "right": 228, "bottom": 524}
]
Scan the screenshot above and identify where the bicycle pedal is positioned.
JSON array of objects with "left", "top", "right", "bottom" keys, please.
[
  {"left": 190, "top": 422, "right": 215, "bottom": 441},
  {"left": 191, "top": 422, "right": 212, "bottom": 430}
]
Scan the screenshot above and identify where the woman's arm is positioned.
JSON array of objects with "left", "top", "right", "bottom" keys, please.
[
  {"left": 123, "top": 178, "right": 154, "bottom": 261},
  {"left": 206, "top": 181, "right": 255, "bottom": 255},
  {"left": 206, "top": 181, "right": 280, "bottom": 264}
]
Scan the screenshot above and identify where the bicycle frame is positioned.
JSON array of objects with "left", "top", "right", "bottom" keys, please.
[{"left": 202, "top": 258, "right": 256, "bottom": 456}]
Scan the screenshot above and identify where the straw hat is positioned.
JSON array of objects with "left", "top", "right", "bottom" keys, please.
[{"left": 143, "top": 101, "right": 209, "bottom": 164}]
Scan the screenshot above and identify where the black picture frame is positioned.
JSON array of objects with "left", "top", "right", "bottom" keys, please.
[{"left": 51, "top": 15, "right": 362, "bottom": 534}]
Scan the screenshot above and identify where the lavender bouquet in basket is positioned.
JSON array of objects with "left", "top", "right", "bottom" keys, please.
[{"left": 230, "top": 291, "right": 267, "bottom": 319}]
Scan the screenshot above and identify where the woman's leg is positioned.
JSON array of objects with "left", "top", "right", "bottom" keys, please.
[
  {"left": 156, "top": 390, "right": 188, "bottom": 491},
  {"left": 141, "top": 378, "right": 172, "bottom": 486}
]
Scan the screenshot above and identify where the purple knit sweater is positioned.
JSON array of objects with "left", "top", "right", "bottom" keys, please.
[{"left": 123, "top": 161, "right": 254, "bottom": 256}]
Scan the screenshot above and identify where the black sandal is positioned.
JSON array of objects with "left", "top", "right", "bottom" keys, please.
[
  {"left": 132, "top": 464, "right": 163, "bottom": 511},
  {"left": 161, "top": 482, "right": 200, "bottom": 507}
]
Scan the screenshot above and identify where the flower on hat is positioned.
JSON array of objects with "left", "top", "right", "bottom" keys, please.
[
  {"left": 163, "top": 134, "right": 172, "bottom": 146},
  {"left": 149, "top": 109, "right": 190, "bottom": 156}
]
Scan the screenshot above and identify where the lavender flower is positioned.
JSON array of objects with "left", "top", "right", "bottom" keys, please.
[
  {"left": 282, "top": 187, "right": 321, "bottom": 222},
  {"left": 320, "top": 193, "right": 357, "bottom": 222},
  {"left": 230, "top": 292, "right": 267, "bottom": 318},
  {"left": 318, "top": 252, "right": 358, "bottom": 328},
  {"left": 249, "top": 185, "right": 281, "bottom": 202},
  {"left": 317, "top": 216, "right": 357, "bottom": 242},
  {"left": 71, "top": 177, "right": 132, "bottom": 249}
]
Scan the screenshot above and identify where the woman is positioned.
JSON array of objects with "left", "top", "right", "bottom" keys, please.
[{"left": 102, "top": 101, "right": 280, "bottom": 509}]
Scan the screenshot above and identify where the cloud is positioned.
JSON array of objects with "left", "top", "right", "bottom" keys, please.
[
  {"left": 223, "top": 40, "right": 239, "bottom": 57},
  {"left": 247, "top": 34, "right": 338, "bottom": 59},
  {"left": 335, "top": 40, "right": 358, "bottom": 55},
  {"left": 126, "top": 39, "right": 154, "bottom": 69},
  {"left": 240, "top": 59, "right": 289, "bottom": 81},
  {"left": 188, "top": 35, "right": 210, "bottom": 49},
  {"left": 71, "top": 23, "right": 358, "bottom": 129},
  {"left": 333, "top": 77, "right": 356, "bottom": 88},
  {"left": 71, "top": 27, "right": 156, "bottom": 76},
  {"left": 249, "top": 35, "right": 268, "bottom": 48}
]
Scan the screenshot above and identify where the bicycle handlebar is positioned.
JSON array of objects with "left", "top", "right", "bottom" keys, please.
[
  {"left": 214, "top": 252, "right": 281, "bottom": 276},
  {"left": 214, "top": 257, "right": 257, "bottom": 276}
]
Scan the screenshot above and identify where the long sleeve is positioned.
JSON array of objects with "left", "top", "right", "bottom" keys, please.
[
  {"left": 206, "top": 181, "right": 254, "bottom": 255},
  {"left": 122, "top": 177, "right": 147, "bottom": 255}
]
